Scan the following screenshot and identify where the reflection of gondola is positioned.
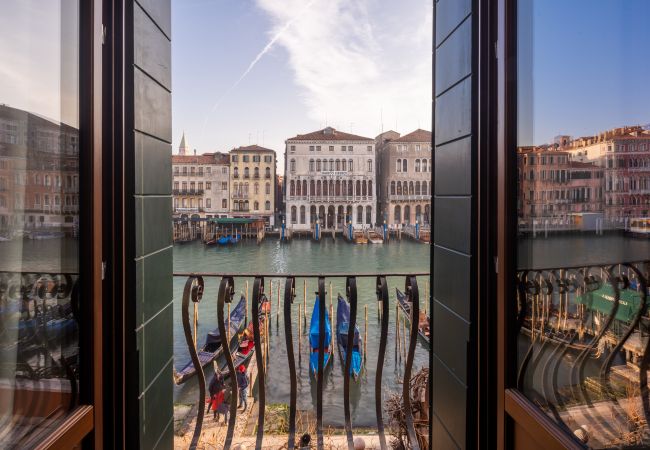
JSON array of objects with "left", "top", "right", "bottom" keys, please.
[
  {"left": 174, "top": 295, "right": 246, "bottom": 384},
  {"left": 396, "top": 288, "right": 430, "bottom": 346},
  {"left": 336, "top": 295, "right": 362, "bottom": 379},
  {"left": 309, "top": 297, "right": 332, "bottom": 377},
  {"left": 229, "top": 234, "right": 241, "bottom": 244}
]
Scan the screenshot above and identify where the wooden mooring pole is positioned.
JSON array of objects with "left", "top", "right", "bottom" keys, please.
[{"left": 364, "top": 305, "right": 368, "bottom": 358}]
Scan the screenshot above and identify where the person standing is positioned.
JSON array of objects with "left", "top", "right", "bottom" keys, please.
[{"left": 236, "top": 365, "right": 249, "bottom": 410}]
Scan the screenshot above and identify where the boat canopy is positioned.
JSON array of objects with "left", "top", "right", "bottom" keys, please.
[
  {"left": 337, "top": 296, "right": 360, "bottom": 346},
  {"left": 576, "top": 286, "right": 646, "bottom": 323},
  {"left": 205, "top": 295, "right": 247, "bottom": 345},
  {"left": 309, "top": 297, "right": 332, "bottom": 349}
]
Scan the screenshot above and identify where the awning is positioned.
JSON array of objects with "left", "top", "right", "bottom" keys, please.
[{"left": 576, "top": 286, "right": 646, "bottom": 323}]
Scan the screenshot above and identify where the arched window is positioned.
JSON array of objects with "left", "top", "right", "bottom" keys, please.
[
  {"left": 234, "top": 167, "right": 239, "bottom": 177},
  {"left": 367, "top": 159, "right": 372, "bottom": 172},
  {"left": 336, "top": 159, "right": 341, "bottom": 171},
  {"left": 317, "top": 180, "right": 322, "bottom": 196},
  {"left": 424, "top": 205, "right": 430, "bottom": 224},
  {"left": 403, "top": 159, "right": 408, "bottom": 172},
  {"left": 368, "top": 180, "right": 372, "bottom": 197},
  {"left": 302, "top": 180, "right": 307, "bottom": 196},
  {"left": 244, "top": 182, "right": 249, "bottom": 194},
  {"left": 397, "top": 182, "right": 402, "bottom": 195},
  {"left": 244, "top": 200, "right": 249, "bottom": 210},
  {"left": 290, "top": 180, "right": 295, "bottom": 196},
  {"left": 296, "top": 180, "right": 301, "bottom": 196},
  {"left": 391, "top": 181, "right": 395, "bottom": 195},
  {"left": 394, "top": 205, "right": 401, "bottom": 223},
  {"left": 349, "top": 159, "right": 353, "bottom": 171},
  {"left": 404, "top": 205, "right": 411, "bottom": 224},
  {"left": 415, "top": 205, "right": 422, "bottom": 223},
  {"left": 266, "top": 182, "right": 271, "bottom": 194},
  {"left": 335, "top": 180, "right": 341, "bottom": 196},
  {"left": 330, "top": 159, "right": 334, "bottom": 171},
  {"left": 366, "top": 205, "right": 372, "bottom": 225},
  {"left": 342, "top": 159, "right": 347, "bottom": 171},
  {"left": 396, "top": 159, "right": 401, "bottom": 172},
  {"left": 323, "top": 179, "right": 328, "bottom": 196},
  {"left": 347, "top": 180, "right": 353, "bottom": 196},
  {"left": 316, "top": 159, "right": 321, "bottom": 171},
  {"left": 290, "top": 159, "right": 296, "bottom": 172},
  {"left": 409, "top": 181, "right": 414, "bottom": 195},
  {"left": 421, "top": 181, "right": 427, "bottom": 195},
  {"left": 310, "top": 205, "right": 317, "bottom": 223},
  {"left": 291, "top": 206, "right": 297, "bottom": 223},
  {"left": 403, "top": 181, "right": 408, "bottom": 195},
  {"left": 310, "top": 180, "right": 315, "bottom": 196},
  {"left": 356, "top": 180, "right": 361, "bottom": 196},
  {"left": 265, "top": 167, "right": 271, "bottom": 178},
  {"left": 357, "top": 205, "right": 363, "bottom": 224},
  {"left": 254, "top": 182, "right": 259, "bottom": 194},
  {"left": 422, "top": 159, "right": 427, "bottom": 172},
  {"left": 265, "top": 200, "right": 271, "bottom": 210},
  {"left": 362, "top": 180, "right": 367, "bottom": 196},
  {"left": 244, "top": 167, "right": 250, "bottom": 177},
  {"left": 254, "top": 167, "right": 260, "bottom": 178},
  {"left": 415, "top": 159, "right": 421, "bottom": 172},
  {"left": 300, "top": 205, "right": 306, "bottom": 223},
  {"left": 254, "top": 201, "right": 259, "bottom": 210},
  {"left": 415, "top": 181, "right": 420, "bottom": 195},
  {"left": 309, "top": 159, "right": 314, "bottom": 171}
]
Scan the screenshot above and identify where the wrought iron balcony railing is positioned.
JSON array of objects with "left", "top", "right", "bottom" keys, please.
[
  {"left": 515, "top": 260, "right": 650, "bottom": 446},
  {"left": 174, "top": 271, "right": 429, "bottom": 450}
]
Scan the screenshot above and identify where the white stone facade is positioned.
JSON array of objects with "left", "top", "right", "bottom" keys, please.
[{"left": 284, "top": 127, "right": 376, "bottom": 231}]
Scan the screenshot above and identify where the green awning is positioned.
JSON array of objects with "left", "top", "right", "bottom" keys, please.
[
  {"left": 577, "top": 286, "right": 646, "bottom": 323},
  {"left": 207, "top": 218, "right": 256, "bottom": 224}
]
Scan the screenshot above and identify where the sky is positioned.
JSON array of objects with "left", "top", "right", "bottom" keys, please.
[
  {"left": 519, "top": 0, "right": 650, "bottom": 146},
  {"left": 171, "top": 0, "right": 433, "bottom": 171}
]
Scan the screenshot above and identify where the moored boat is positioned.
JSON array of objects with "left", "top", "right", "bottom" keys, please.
[
  {"left": 396, "top": 288, "right": 430, "bottom": 346},
  {"left": 309, "top": 296, "right": 333, "bottom": 377},
  {"left": 336, "top": 295, "right": 362, "bottom": 379},
  {"left": 217, "top": 236, "right": 230, "bottom": 245},
  {"left": 174, "top": 295, "right": 247, "bottom": 384},
  {"left": 367, "top": 231, "right": 383, "bottom": 244},
  {"left": 229, "top": 234, "right": 241, "bottom": 244}
]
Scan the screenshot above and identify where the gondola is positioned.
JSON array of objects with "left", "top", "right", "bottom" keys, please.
[
  {"left": 174, "top": 295, "right": 247, "bottom": 384},
  {"left": 396, "top": 288, "right": 430, "bottom": 346},
  {"left": 309, "top": 296, "right": 333, "bottom": 377},
  {"left": 336, "top": 295, "right": 362, "bottom": 379},
  {"left": 204, "top": 237, "right": 217, "bottom": 246},
  {"left": 217, "top": 236, "right": 230, "bottom": 245}
]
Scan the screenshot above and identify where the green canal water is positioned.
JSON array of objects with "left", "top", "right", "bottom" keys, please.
[{"left": 172, "top": 238, "right": 431, "bottom": 427}]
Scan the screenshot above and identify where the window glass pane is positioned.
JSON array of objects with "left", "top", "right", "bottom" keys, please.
[
  {"left": 0, "top": 0, "right": 81, "bottom": 444},
  {"left": 516, "top": 1, "right": 650, "bottom": 446}
]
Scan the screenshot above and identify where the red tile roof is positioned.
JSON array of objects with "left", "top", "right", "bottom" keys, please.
[
  {"left": 392, "top": 129, "right": 432, "bottom": 143},
  {"left": 172, "top": 152, "right": 229, "bottom": 164},
  {"left": 231, "top": 145, "right": 276, "bottom": 153},
  {"left": 286, "top": 127, "right": 373, "bottom": 142}
]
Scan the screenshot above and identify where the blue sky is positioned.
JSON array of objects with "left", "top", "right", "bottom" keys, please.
[
  {"left": 172, "top": 0, "right": 433, "bottom": 170},
  {"left": 521, "top": 0, "right": 650, "bottom": 145}
]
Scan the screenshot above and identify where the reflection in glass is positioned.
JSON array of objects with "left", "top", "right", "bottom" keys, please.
[
  {"left": 0, "top": 0, "right": 80, "bottom": 445},
  {"left": 515, "top": 1, "right": 650, "bottom": 447}
]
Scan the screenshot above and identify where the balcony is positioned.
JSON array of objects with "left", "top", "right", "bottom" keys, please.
[
  {"left": 231, "top": 193, "right": 248, "bottom": 199},
  {"left": 173, "top": 272, "right": 430, "bottom": 449},
  {"left": 388, "top": 194, "right": 431, "bottom": 202},
  {"left": 173, "top": 189, "right": 204, "bottom": 196}
]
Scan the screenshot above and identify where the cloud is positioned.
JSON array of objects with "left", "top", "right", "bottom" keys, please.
[{"left": 254, "top": 0, "right": 432, "bottom": 136}]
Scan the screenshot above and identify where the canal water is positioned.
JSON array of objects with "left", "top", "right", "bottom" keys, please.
[{"left": 172, "top": 238, "right": 431, "bottom": 427}]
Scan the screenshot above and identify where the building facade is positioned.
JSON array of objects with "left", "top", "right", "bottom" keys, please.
[
  {"left": 229, "top": 145, "right": 276, "bottom": 226},
  {"left": 284, "top": 127, "right": 377, "bottom": 231},
  {"left": 0, "top": 104, "right": 80, "bottom": 233},
  {"left": 375, "top": 129, "right": 432, "bottom": 226},
  {"left": 562, "top": 126, "right": 650, "bottom": 219},
  {"left": 172, "top": 147, "right": 230, "bottom": 218},
  {"left": 517, "top": 146, "right": 603, "bottom": 224}
]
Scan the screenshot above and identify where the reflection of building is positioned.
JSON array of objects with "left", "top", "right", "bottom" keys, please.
[
  {"left": 518, "top": 146, "right": 603, "bottom": 221},
  {"left": 562, "top": 126, "right": 650, "bottom": 219},
  {"left": 229, "top": 145, "right": 276, "bottom": 226},
  {"left": 284, "top": 127, "right": 376, "bottom": 230},
  {"left": 275, "top": 174, "right": 284, "bottom": 225},
  {"left": 171, "top": 141, "right": 230, "bottom": 219},
  {"left": 0, "top": 105, "right": 79, "bottom": 232},
  {"left": 375, "top": 129, "right": 431, "bottom": 226},
  {"left": 518, "top": 125, "right": 650, "bottom": 224}
]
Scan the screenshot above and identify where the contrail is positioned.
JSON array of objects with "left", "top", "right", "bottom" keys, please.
[{"left": 200, "top": 0, "right": 318, "bottom": 142}]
